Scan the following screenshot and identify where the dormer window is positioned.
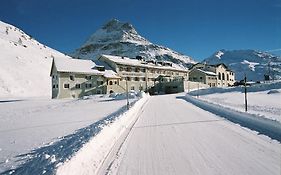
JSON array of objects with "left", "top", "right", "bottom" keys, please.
[{"left": 97, "top": 66, "right": 105, "bottom": 71}]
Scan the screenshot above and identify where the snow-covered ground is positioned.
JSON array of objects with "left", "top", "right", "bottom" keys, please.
[
  {"left": 1, "top": 91, "right": 280, "bottom": 174},
  {"left": 96, "top": 94, "right": 281, "bottom": 175},
  {"left": 0, "top": 20, "right": 71, "bottom": 98},
  {"left": 189, "top": 81, "right": 281, "bottom": 123},
  {"left": 0, "top": 94, "right": 138, "bottom": 173}
]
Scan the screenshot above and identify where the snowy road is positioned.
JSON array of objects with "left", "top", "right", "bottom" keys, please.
[{"left": 101, "top": 93, "right": 281, "bottom": 175}]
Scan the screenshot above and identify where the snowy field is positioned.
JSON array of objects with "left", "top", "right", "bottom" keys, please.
[
  {"left": 0, "top": 94, "right": 138, "bottom": 173},
  {"left": 189, "top": 81, "right": 281, "bottom": 123}
]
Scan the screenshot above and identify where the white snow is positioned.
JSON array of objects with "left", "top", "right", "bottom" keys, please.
[
  {"left": 56, "top": 93, "right": 149, "bottom": 175},
  {"left": 0, "top": 20, "right": 70, "bottom": 98},
  {"left": 215, "top": 50, "right": 224, "bottom": 59},
  {"left": 241, "top": 59, "right": 260, "bottom": 71},
  {"left": 189, "top": 81, "right": 281, "bottom": 123},
  {"left": 97, "top": 94, "right": 281, "bottom": 175},
  {"left": 204, "top": 49, "right": 281, "bottom": 81},
  {"left": 100, "top": 54, "right": 188, "bottom": 71},
  {"left": 0, "top": 95, "right": 137, "bottom": 173},
  {"left": 73, "top": 19, "right": 195, "bottom": 65},
  {"left": 196, "top": 69, "right": 217, "bottom": 76}
]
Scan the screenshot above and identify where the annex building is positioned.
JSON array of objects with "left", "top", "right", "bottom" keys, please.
[{"left": 188, "top": 63, "right": 235, "bottom": 87}]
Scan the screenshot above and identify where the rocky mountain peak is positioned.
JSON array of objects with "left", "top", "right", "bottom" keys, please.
[
  {"left": 102, "top": 19, "right": 137, "bottom": 34},
  {"left": 73, "top": 19, "right": 195, "bottom": 66}
]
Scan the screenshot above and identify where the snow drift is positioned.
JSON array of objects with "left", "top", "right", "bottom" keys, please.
[{"left": 184, "top": 94, "right": 281, "bottom": 142}]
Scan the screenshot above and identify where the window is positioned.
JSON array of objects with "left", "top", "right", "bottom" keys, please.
[
  {"left": 64, "top": 84, "right": 70, "bottom": 89},
  {"left": 131, "top": 86, "right": 135, "bottom": 90},
  {"left": 135, "top": 67, "right": 140, "bottom": 72},
  {"left": 142, "top": 77, "right": 146, "bottom": 81},
  {"left": 200, "top": 77, "right": 203, "bottom": 80},
  {"left": 126, "top": 67, "right": 132, "bottom": 72},
  {"left": 52, "top": 75, "right": 55, "bottom": 79},
  {"left": 119, "top": 67, "right": 124, "bottom": 71},
  {"left": 97, "top": 81, "right": 103, "bottom": 85},
  {"left": 52, "top": 85, "right": 56, "bottom": 89},
  {"left": 85, "top": 75, "right": 91, "bottom": 80},
  {"left": 222, "top": 73, "right": 225, "bottom": 80},
  {"left": 127, "top": 77, "right": 131, "bottom": 81},
  {"left": 70, "top": 75, "right": 74, "bottom": 81},
  {"left": 141, "top": 68, "right": 145, "bottom": 73},
  {"left": 86, "top": 83, "right": 92, "bottom": 88},
  {"left": 75, "top": 84, "right": 81, "bottom": 89},
  {"left": 115, "top": 81, "right": 117, "bottom": 84},
  {"left": 96, "top": 89, "right": 102, "bottom": 94},
  {"left": 134, "top": 77, "right": 139, "bottom": 81},
  {"left": 218, "top": 72, "right": 221, "bottom": 80},
  {"left": 227, "top": 74, "right": 229, "bottom": 81},
  {"left": 109, "top": 81, "right": 113, "bottom": 85},
  {"left": 56, "top": 84, "right": 58, "bottom": 88}
]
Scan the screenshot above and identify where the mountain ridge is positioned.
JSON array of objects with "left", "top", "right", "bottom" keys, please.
[
  {"left": 203, "top": 49, "right": 281, "bottom": 81},
  {"left": 72, "top": 19, "right": 195, "bottom": 67}
]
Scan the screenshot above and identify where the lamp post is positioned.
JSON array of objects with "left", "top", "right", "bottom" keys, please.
[
  {"left": 244, "top": 74, "right": 248, "bottom": 112},
  {"left": 126, "top": 78, "right": 129, "bottom": 110}
]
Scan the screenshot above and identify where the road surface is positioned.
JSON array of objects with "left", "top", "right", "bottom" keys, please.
[{"left": 100, "top": 93, "right": 281, "bottom": 175}]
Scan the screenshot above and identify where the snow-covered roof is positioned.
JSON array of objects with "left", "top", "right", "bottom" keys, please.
[
  {"left": 99, "top": 54, "right": 188, "bottom": 72},
  {"left": 53, "top": 57, "right": 120, "bottom": 78},
  {"left": 54, "top": 57, "right": 100, "bottom": 74},
  {"left": 196, "top": 69, "right": 217, "bottom": 76}
]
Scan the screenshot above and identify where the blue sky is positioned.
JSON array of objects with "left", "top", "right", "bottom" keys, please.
[{"left": 0, "top": 0, "right": 281, "bottom": 60}]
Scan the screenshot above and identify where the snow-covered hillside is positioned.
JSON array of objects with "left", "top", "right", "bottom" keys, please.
[
  {"left": 0, "top": 21, "right": 70, "bottom": 98},
  {"left": 203, "top": 49, "right": 281, "bottom": 81},
  {"left": 72, "top": 19, "right": 195, "bottom": 67}
]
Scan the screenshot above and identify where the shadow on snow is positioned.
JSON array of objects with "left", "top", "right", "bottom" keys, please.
[
  {"left": 1, "top": 101, "right": 137, "bottom": 175},
  {"left": 176, "top": 95, "right": 281, "bottom": 142}
]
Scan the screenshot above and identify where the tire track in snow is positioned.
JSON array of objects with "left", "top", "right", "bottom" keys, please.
[{"left": 97, "top": 98, "right": 150, "bottom": 175}]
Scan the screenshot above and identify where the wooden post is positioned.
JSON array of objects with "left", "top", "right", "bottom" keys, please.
[{"left": 244, "top": 74, "right": 248, "bottom": 112}]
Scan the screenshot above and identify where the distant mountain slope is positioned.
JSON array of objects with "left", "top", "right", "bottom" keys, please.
[
  {"left": 0, "top": 21, "right": 70, "bottom": 97},
  {"left": 72, "top": 19, "right": 195, "bottom": 67},
  {"left": 203, "top": 49, "right": 281, "bottom": 81}
]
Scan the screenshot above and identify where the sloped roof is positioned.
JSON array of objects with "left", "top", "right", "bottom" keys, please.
[
  {"left": 52, "top": 57, "right": 120, "bottom": 78},
  {"left": 196, "top": 69, "right": 217, "bottom": 76},
  {"left": 99, "top": 54, "right": 188, "bottom": 72}
]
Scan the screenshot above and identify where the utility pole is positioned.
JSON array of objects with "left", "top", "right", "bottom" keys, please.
[
  {"left": 126, "top": 78, "right": 129, "bottom": 110},
  {"left": 244, "top": 74, "right": 248, "bottom": 112}
]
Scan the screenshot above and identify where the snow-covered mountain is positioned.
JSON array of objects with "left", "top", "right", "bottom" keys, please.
[
  {"left": 203, "top": 49, "right": 281, "bottom": 81},
  {"left": 0, "top": 21, "right": 70, "bottom": 98},
  {"left": 72, "top": 19, "right": 195, "bottom": 67}
]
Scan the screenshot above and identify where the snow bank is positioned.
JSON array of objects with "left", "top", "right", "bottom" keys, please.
[
  {"left": 55, "top": 93, "right": 149, "bottom": 175},
  {"left": 184, "top": 95, "right": 281, "bottom": 142},
  {"left": 0, "top": 95, "right": 142, "bottom": 175},
  {"left": 189, "top": 81, "right": 281, "bottom": 96}
]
